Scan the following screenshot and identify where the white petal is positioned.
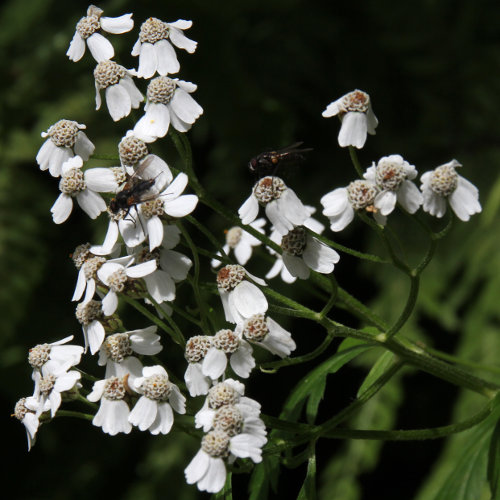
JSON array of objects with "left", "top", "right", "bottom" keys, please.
[
  {"left": 149, "top": 402, "right": 174, "bottom": 434},
  {"left": 85, "top": 168, "right": 119, "bottom": 192},
  {"left": 88, "top": 320, "right": 105, "bottom": 355},
  {"left": 129, "top": 326, "right": 162, "bottom": 355},
  {"left": 338, "top": 112, "right": 368, "bottom": 148},
  {"left": 128, "top": 395, "right": 157, "bottom": 430},
  {"left": 185, "top": 363, "right": 210, "bottom": 397},
  {"left": 327, "top": 204, "right": 355, "bottom": 232},
  {"left": 51, "top": 194, "right": 73, "bottom": 224},
  {"left": 168, "top": 27, "right": 197, "bottom": 53},
  {"left": 169, "top": 20, "right": 193, "bottom": 30},
  {"left": 202, "top": 348, "right": 227, "bottom": 379},
  {"left": 282, "top": 253, "right": 310, "bottom": 279},
  {"left": 74, "top": 132, "right": 95, "bottom": 161},
  {"left": 146, "top": 216, "right": 164, "bottom": 251},
  {"left": 120, "top": 76, "right": 144, "bottom": 109},
  {"left": 102, "top": 290, "right": 119, "bottom": 316},
  {"left": 322, "top": 98, "right": 342, "bottom": 117},
  {"left": 160, "top": 249, "right": 192, "bottom": 281},
  {"left": 234, "top": 241, "right": 253, "bottom": 265},
  {"left": 449, "top": 177, "right": 481, "bottom": 221},
  {"left": 119, "top": 213, "right": 146, "bottom": 247},
  {"left": 76, "top": 189, "right": 106, "bottom": 219},
  {"left": 422, "top": 189, "right": 447, "bottom": 218},
  {"left": 66, "top": 31, "right": 86, "bottom": 62},
  {"left": 279, "top": 189, "right": 308, "bottom": 225},
  {"left": 170, "top": 88, "right": 203, "bottom": 124},
  {"left": 134, "top": 103, "right": 170, "bottom": 139},
  {"left": 303, "top": 236, "right": 340, "bottom": 274},
  {"left": 265, "top": 200, "right": 294, "bottom": 235},
  {"left": 397, "top": 180, "right": 423, "bottom": 214},
  {"left": 100, "top": 14, "right": 134, "bottom": 34},
  {"left": 185, "top": 449, "right": 211, "bottom": 485},
  {"left": 144, "top": 271, "right": 175, "bottom": 302},
  {"left": 232, "top": 282, "right": 268, "bottom": 318},
  {"left": 72, "top": 268, "right": 87, "bottom": 302},
  {"left": 105, "top": 84, "right": 132, "bottom": 121},
  {"left": 126, "top": 260, "right": 157, "bottom": 278},
  {"left": 230, "top": 342, "right": 255, "bottom": 378},
  {"left": 91, "top": 220, "right": 119, "bottom": 255},
  {"left": 230, "top": 433, "right": 264, "bottom": 463},
  {"left": 198, "top": 457, "right": 227, "bottom": 493},
  {"left": 87, "top": 33, "right": 114, "bottom": 62},
  {"left": 155, "top": 40, "right": 180, "bottom": 75},
  {"left": 168, "top": 385, "right": 186, "bottom": 414},
  {"left": 374, "top": 190, "right": 397, "bottom": 216},
  {"left": 239, "top": 195, "right": 260, "bottom": 225}
]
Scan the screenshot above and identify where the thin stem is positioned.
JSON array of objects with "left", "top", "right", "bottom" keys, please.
[
  {"left": 385, "top": 274, "right": 419, "bottom": 340},
  {"left": 55, "top": 410, "right": 94, "bottom": 421},
  {"left": 319, "top": 274, "right": 338, "bottom": 319},
  {"left": 348, "top": 146, "right": 365, "bottom": 178},
  {"left": 146, "top": 293, "right": 186, "bottom": 346}
]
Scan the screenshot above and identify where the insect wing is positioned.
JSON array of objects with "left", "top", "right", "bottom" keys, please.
[{"left": 133, "top": 154, "right": 173, "bottom": 196}]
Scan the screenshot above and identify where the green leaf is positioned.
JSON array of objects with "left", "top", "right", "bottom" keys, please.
[
  {"left": 281, "top": 344, "right": 374, "bottom": 423},
  {"left": 248, "top": 454, "right": 280, "bottom": 500},
  {"left": 487, "top": 419, "right": 500, "bottom": 499},
  {"left": 297, "top": 451, "right": 317, "bottom": 500},
  {"left": 356, "top": 350, "right": 395, "bottom": 398}
]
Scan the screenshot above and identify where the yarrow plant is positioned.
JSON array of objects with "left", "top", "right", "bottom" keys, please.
[{"left": 16, "top": 5, "right": 499, "bottom": 499}]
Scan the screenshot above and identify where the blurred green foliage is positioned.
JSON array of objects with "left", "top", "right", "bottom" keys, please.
[{"left": 3, "top": 0, "right": 500, "bottom": 499}]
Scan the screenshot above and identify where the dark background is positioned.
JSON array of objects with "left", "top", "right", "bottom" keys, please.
[{"left": 2, "top": 0, "right": 500, "bottom": 498}]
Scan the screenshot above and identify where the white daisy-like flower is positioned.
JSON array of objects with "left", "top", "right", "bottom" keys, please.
[
  {"left": 420, "top": 160, "right": 481, "bottom": 221},
  {"left": 97, "top": 257, "right": 157, "bottom": 316},
  {"left": 28, "top": 335, "right": 84, "bottom": 376},
  {"left": 321, "top": 179, "right": 386, "bottom": 232},
  {"left": 75, "top": 299, "right": 108, "bottom": 355},
  {"left": 94, "top": 60, "right": 143, "bottom": 122},
  {"left": 279, "top": 226, "right": 340, "bottom": 280},
  {"left": 184, "top": 335, "right": 214, "bottom": 397},
  {"left": 118, "top": 131, "right": 150, "bottom": 167},
  {"left": 50, "top": 156, "right": 110, "bottom": 224},
  {"left": 235, "top": 314, "right": 296, "bottom": 358},
  {"left": 133, "top": 77, "right": 203, "bottom": 141},
  {"left": 32, "top": 360, "right": 81, "bottom": 418},
  {"left": 202, "top": 329, "right": 255, "bottom": 380},
  {"left": 194, "top": 380, "right": 265, "bottom": 437},
  {"left": 186, "top": 381, "right": 267, "bottom": 494},
  {"left": 364, "top": 154, "right": 423, "bottom": 215},
  {"left": 239, "top": 176, "right": 309, "bottom": 236},
  {"left": 139, "top": 172, "right": 199, "bottom": 251},
  {"left": 211, "top": 219, "right": 266, "bottom": 268},
  {"left": 129, "top": 365, "right": 186, "bottom": 434},
  {"left": 132, "top": 18, "right": 197, "bottom": 78},
  {"left": 135, "top": 241, "right": 192, "bottom": 304},
  {"left": 87, "top": 375, "right": 132, "bottom": 436},
  {"left": 266, "top": 206, "right": 324, "bottom": 283},
  {"left": 36, "top": 119, "right": 95, "bottom": 177},
  {"left": 322, "top": 89, "right": 378, "bottom": 149},
  {"left": 67, "top": 5, "right": 133, "bottom": 63},
  {"left": 98, "top": 326, "right": 162, "bottom": 370},
  {"left": 216, "top": 265, "right": 268, "bottom": 324},
  {"left": 13, "top": 396, "right": 50, "bottom": 451}
]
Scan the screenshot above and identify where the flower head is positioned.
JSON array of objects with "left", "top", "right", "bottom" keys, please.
[
  {"left": 322, "top": 89, "right": 378, "bottom": 148},
  {"left": 364, "top": 154, "right": 423, "bottom": 215},
  {"left": 94, "top": 60, "right": 144, "bottom": 121},
  {"left": 132, "top": 18, "right": 197, "bottom": 78},
  {"left": 420, "top": 160, "right": 481, "bottom": 221},
  {"left": 133, "top": 77, "right": 203, "bottom": 142},
  {"left": 67, "top": 5, "right": 133, "bottom": 63},
  {"left": 239, "top": 176, "right": 309, "bottom": 235},
  {"left": 36, "top": 119, "right": 95, "bottom": 177}
]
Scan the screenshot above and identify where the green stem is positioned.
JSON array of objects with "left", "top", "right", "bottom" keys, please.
[
  {"left": 348, "top": 146, "right": 365, "bottom": 178},
  {"left": 55, "top": 410, "right": 94, "bottom": 421},
  {"left": 385, "top": 274, "right": 419, "bottom": 340},
  {"left": 146, "top": 293, "right": 186, "bottom": 346}
]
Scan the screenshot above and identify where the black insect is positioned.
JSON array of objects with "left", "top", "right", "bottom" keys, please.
[
  {"left": 109, "top": 156, "right": 167, "bottom": 218},
  {"left": 248, "top": 141, "right": 313, "bottom": 178}
]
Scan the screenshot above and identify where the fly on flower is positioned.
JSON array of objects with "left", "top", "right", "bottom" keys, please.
[
  {"left": 109, "top": 156, "right": 170, "bottom": 218},
  {"left": 248, "top": 142, "right": 312, "bottom": 178}
]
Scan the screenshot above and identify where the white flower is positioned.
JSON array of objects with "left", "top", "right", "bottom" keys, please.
[
  {"left": 51, "top": 156, "right": 109, "bottom": 224},
  {"left": 135, "top": 241, "right": 193, "bottom": 304},
  {"left": 420, "top": 160, "right": 481, "bottom": 221},
  {"left": 75, "top": 300, "right": 109, "bottom": 354},
  {"left": 67, "top": 5, "right": 133, "bottom": 63},
  {"left": 13, "top": 396, "right": 50, "bottom": 451},
  {"left": 87, "top": 376, "right": 132, "bottom": 436},
  {"left": 202, "top": 329, "right": 255, "bottom": 379},
  {"left": 98, "top": 326, "right": 162, "bottom": 370},
  {"left": 32, "top": 360, "right": 81, "bottom": 418},
  {"left": 216, "top": 265, "right": 268, "bottom": 324},
  {"left": 184, "top": 335, "right": 214, "bottom": 397},
  {"left": 132, "top": 18, "right": 197, "bottom": 78},
  {"left": 36, "top": 119, "right": 95, "bottom": 177},
  {"left": 321, "top": 179, "right": 386, "bottom": 232},
  {"left": 322, "top": 89, "right": 378, "bottom": 149},
  {"left": 139, "top": 172, "right": 199, "bottom": 251},
  {"left": 28, "top": 335, "right": 84, "bottom": 376},
  {"left": 239, "top": 176, "right": 309, "bottom": 235},
  {"left": 94, "top": 60, "right": 143, "bottom": 122},
  {"left": 236, "top": 314, "right": 296, "bottom": 358},
  {"left": 118, "top": 131, "right": 150, "bottom": 167},
  {"left": 279, "top": 226, "right": 340, "bottom": 279},
  {"left": 133, "top": 77, "right": 203, "bottom": 141},
  {"left": 211, "top": 219, "right": 266, "bottom": 268},
  {"left": 186, "top": 380, "right": 267, "bottom": 494},
  {"left": 266, "top": 206, "right": 324, "bottom": 283},
  {"left": 364, "top": 154, "right": 423, "bottom": 215},
  {"left": 97, "top": 257, "right": 157, "bottom": 315},
  {"left": 129, "top": 365, "right": 186, "bottom": 434}
]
